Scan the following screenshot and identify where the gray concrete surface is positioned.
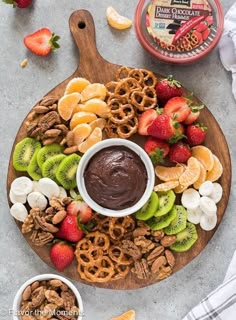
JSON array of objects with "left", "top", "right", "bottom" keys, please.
[{"left": 0, "top": 0, "right": 235, "bottom": 319}]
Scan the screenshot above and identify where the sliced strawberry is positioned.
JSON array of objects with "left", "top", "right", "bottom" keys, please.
[
  {"left": 169, "top": 142, "right": 191, "bottom": 163},
  {"left": 186, "top": 123, "right": 207, "bottom": 146},
  {"left": 50, "top": 242, "right": 74, "bottom": 272},
  {"left": 163, "top": 96, "right": 191, "bottom": 122},
  {"left": 138, "top": 109, "right": 158, "bottom": 135},
  {"left": 183, "top": 111, "right": 200, "bottom": 125},
  {"left": 67, "top": 200, "right": 92, "bottom": 223},
  {"left": 147, "top": 114, "right": 177, "bottom": 140},
  {"left": 24, "top": 28, "right": 60, "bottom": 56},
  {"left": 144, "top": 136, "right": 170, "bottom": 164},
  {"left": 202, "top": 28, "right": 211, "bottom": 41}
]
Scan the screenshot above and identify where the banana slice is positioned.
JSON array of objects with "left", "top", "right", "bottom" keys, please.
[
  {"left": 10, "top": 203, "right": 28, "bottom": 222},
  {"left": 11, "top": 176, "right": 33, "bottom": 196},
  {"left": 187, "top": 207, "right": 203, "bottom": 224},
  {"left": 38, "top": 178, "right": 60, "bottom": 199},
  {"left": 181, "top": 188, "right": 200, "bottom": 210},
  {"left": 199, "top": 180, "right": 214, "bottom": 196},
  {"left": 27, "top": 192, "right": 48, "bottom": 210},
  {"left": 9, "top": 190, "right": 27, "bottom": 204},
  {"left": 209, "top": 183, "right": 223, "bottom": 204},
  {"left": 200, "top": 212, "right": 217, "bottom": 231},
  {"left": 199, "top": 196, "right": 217, "bottom": 216}
]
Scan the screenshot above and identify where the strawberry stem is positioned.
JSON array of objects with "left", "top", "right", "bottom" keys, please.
[{"left": 49, "top": 33, "right": 60, "bottom": 51}]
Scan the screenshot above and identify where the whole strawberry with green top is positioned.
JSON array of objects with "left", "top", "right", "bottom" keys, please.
[
  {"left": 3, "top": 0, "right": 32, "bottom": 8},
  {"left": 156, "top": 75, "right": 184, "bottom": 106}
]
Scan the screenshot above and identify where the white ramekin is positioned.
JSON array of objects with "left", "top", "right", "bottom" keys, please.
[
  {"left": 76, "top": 138, "right": 155, "bottom": 217},
  {"left": 12, "top": 274, "right": 84, "bottom": 320}
]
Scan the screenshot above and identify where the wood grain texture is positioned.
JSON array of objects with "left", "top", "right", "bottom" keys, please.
[{"left": 6, "top": 10, "right": 232, "bottom": 290}]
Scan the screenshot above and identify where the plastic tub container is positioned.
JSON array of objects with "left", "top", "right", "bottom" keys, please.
[{"left": 134, "top": 0, "right": 224, "bottom": 64}]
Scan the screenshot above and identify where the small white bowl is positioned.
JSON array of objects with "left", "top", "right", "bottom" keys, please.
[
  {"left": 12, "top": 274, "right": 84, "bottom": 320},
  {"left": 76, "top": 138, "right": 155, "bottom": 217}
]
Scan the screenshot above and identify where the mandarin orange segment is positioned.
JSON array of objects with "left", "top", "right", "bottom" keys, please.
[
  {"left": 58, "top": 93, "right": 81, "bottom": 121},
  {"left": 78, "top": 127, "right": 102, "bottom": 153},
  {"left": 193, "top": 161, "right": 207, "bottom": 189},
  {"left": 111, "top": 310, "right": 135, "bottom": 320},
  {"left": 174, "top": 184, "right": 188, "bottom": 194},
  {"left": 155, "top": 165, "right": 184, "bottom": 182},
  {"left": 179, "top": 157, "right": 201, "bottom": 187},
  {"left": 73, "top": 123, "right": 92, "bottom": 146},
  {"left": 64, "top": 77, "right": 90, "bottom": 95},
  {"left": 80, "top": 98, "right": 110, "bottom": 118},
  {"left": 70, "top": 112, "right": 97, "bottom": 130},
  {"left": 191, "top": 146, "right": 214, "bottom": 171},
  {"left": 81, "top": 83, "right": 107, "bottom": 102},
  {"left": 206, "top": 154, "right": 223, "bottom": 182},
  {"left": 72, "top": 103, "right": 84, "bottom": 115},
  {"left": 106, "top": 7, "right": 132, "bottom": 30},
  {"left": 154, "top": 180, "right": 179, "bottom": 192},
  {"left": 90, "top": 118, "right": 106, "bottom": 131}
]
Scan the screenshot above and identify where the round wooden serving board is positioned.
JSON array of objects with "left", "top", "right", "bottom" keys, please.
[{"left": 7, "top": 10, "right": 232, "bottom": 290}]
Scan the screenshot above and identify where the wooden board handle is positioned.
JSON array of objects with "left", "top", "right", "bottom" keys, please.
[{"left": 69, "top": 10, "right": 107, "bottom": 77}]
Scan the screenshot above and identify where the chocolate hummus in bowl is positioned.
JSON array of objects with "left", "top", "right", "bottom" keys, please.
[{"left": 77, "top": 139, "right": 155, "bottom": 217}]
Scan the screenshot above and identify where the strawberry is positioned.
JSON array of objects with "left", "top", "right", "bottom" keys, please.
[
  {"left": 169, "top": 142, "right": 191, "bottom": 163},
  {"left": 205, "top": 15, "right": 213, "bottom": 26},
  {"left": 138, "top": 109, "right": 157, "bottom": 135},
  {"left": 167, "top": 123, "right": 185, "bottom": 144},
  {"left": 56, "top": 215, "right": 84, "bottom": 243},
  {"left": 3, "top": 0, "right": 32, "bottom": 8},
  {"left": 183, "top": 111, "right": 200, "bottom": 125},
  {"left": 163, "top": 97, "right": 190, "bottom": 122},
  {"left": 147, "top": 114, "right": 179, "bottom": 140},
  {"left": 67, "top": 200, "right": 92, "bottom": 223},
  {"left": 195, "top": 21, "right": 208, "bottom": 33},
  {"left": 50, "top": 242, "right": 74, "bottom": 271},
  {"left": 144, "top": 136, "right": 170, "bottom": 164},
  {"left": 186, "top": 123, "right": 207, "bottom": 146},
  {"left": 24, "top": 28, "right": 60, "bottom": 56},
  {"left": 156, "top": 75, "right": 184, "bottom": 106},
  {"left": 202, "top": 28, "right": 211, "bottom": 41}
]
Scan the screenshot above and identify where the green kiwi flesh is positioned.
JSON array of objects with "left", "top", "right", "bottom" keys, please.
[
  {"left": 42, "top": 154, "right": 66, "bottom": 183},
  {"left": 164, "top": 205, "right": 187, "bottom": 235},
  {"left": 27, "top": 149, "right": 42, "bottom": 180},
  {"left": 154, "top": 190, "right": 176, "bottom": 217},
  {"left": 56, "top": 153, "right": 81, "bottom": 190},
  {"left": 148, "top": 205, "right": 177, "bottom": 230},
  {"left": 170, "top": 222, "right": 198, "bottom": 252},
  {"left": 135, "top": 192, "right": 159, "bottom": 221},
  {"left": 37, "top": 143, "right": 64, "bottom": 169},
  {"left": 13, "top": 137, "right": 41, "bottom": 171}
]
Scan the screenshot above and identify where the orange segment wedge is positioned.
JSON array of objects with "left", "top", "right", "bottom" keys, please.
[
  {"left": 78, "top": 127, "right": 102, "bottom": 153},
  {"left": 174, "top": 184, "right": 188, "bottom": 194},
  {"left": 191, "top": 146, "right": 214, "bottom": 171},
  {"left": 64, "top": 77, "right": 90, "bottom": 95},
  {"left": 58, "top": 93, "right": 81, "bottom": 121},
  {"left": 90, "top": 118, "right": 106, "bottom": 131},
  {"left": 154, "top": 180, "right": 179, "bottom": 192},
  {"left": 155, "top": 165, "right": 184, "bottom": 182},
  {"left": 106, "top": 7, "right": 132, "bottom": 30},
  {"left": 72, "top": 103, "right": 84, "bottom": 115},
  {"left": 206, "top": 154, "right": 223, "bottom": 182},
  {"left": 111, "top": 310, "right": 135, "bottom": 320},
  {"left": 73, "top": 123, "right": 92, "bottom": 146},
  {"left": 193, "top": 161, "right": 207, "bottom": 189},
  {"left": 179, "top": 157, "right": 201, "bottom": 187},
  {"left": 81, "top": 83, "right": 107, "bottom": 102},
  {"left": 79, "top": 98, "right": 110, "bottom": 118},
  {"left": 70, "top": 112, "right": 97, "bottom": 130}
]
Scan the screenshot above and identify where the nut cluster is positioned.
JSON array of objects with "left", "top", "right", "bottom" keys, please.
[
  {"left": 22, "top": 197, "right": 71, "bottom": 246},
  {"left": 20, "top": 279, "right": 80, "bottom": 320},
  {"left": 26, "top": 96, "right": 69, "bottom": 146},
  {"left": 122, "top": 221, "right": 176, "bottom": 280}
]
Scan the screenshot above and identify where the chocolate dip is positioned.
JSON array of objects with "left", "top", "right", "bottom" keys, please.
[{"left": 84, "top": 146, "right": 148, "bottom": 210}]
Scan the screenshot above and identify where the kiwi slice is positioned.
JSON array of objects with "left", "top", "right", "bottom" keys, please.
[
  {"left": 148, "top": 205, "right": 177, "bottom": 230},
  {"left": 13, "top": 137, "right": 41, "bottom": 172},
  {"left": 56, "top": 153, "right": 81, "bottom": 190},
  {"left": 42, "top": 154, "right": 66, "bottom": 183},
  {"left": 170, "top": 222, "right": 198, "bottom": 252},
  {"left": 164, "top": 205, "right": 187, "bottom": 235},
  {"left": 37, "top": 143, "right": 64, "bottom": 169},
  {"left": 27, "top": 149, "right": 42, "bottom": 180},
  {"left": 135, "top": 192, "right": 159, "bottom": 221},
  {"left": 154, "top": 190, "right": 176, "bottom": 217}
]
